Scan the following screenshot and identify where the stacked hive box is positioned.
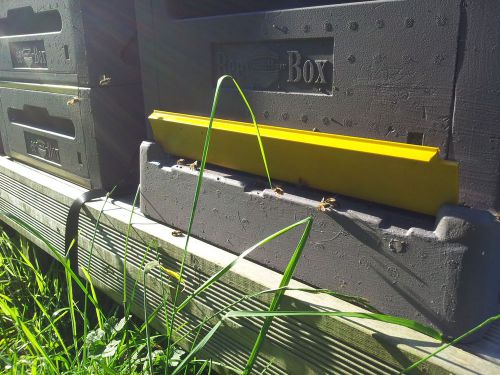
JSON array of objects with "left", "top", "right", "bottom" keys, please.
[
  {"left": 136, "top": 0, "right": 500, "bottom": 339},
  {"left": 137, "top": 0, "right": 500, "bottom": 212},
  {"left": 0, "top": 0, "right": 144, "bottom": 189}
]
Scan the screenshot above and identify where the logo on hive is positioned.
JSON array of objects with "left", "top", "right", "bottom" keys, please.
[
  {"left": 215, "top": 50, "right": 283, "bottom": 89},
  {"left": 9, "top": 40, "right": 48, "bottom": 69},
  {"left": 25, "top": 133, "right": 60, "bottom": 164},
  {"left": 286, "top": 51, "right": 328, "bottom": 85},
  {"left": 214, "top": 45, "right": 332, "bottom": 93}
]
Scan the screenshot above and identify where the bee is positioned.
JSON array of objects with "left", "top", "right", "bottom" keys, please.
[
  {"left": 99, "top": 74, "right": 112, "bottom": 86},
  {"left": 176, "top": 158, "right": 187, "bottom": 166},
  {"left": 66, "top": 97, "right": 80, "bottom": 106},
  {"left": 273, "top": 186, "right": 284, "bottom": 195},
  {"left": 317, "top": 197, "right": 338, "bottom": 212},
  {"left": 171, "top": 230, "right": 184, "bottom": 237},
  {"left": 189, "top": 161, "right": 199, "bottom": 170}
]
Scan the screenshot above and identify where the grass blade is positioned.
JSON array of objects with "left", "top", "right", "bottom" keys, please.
[
  {"left": 167, "top": 74, "right": 275, "bottom": 372},
  {"left": 80, "top": 266, "right": 104, "bottom": 330},
  {"left": 143, "top": 261, "right": 159, "bottom": 375},
  {"left": 402, "top": 314, "right": 500, "bottom": 373},
  {"left": 171, "top": 286, "right": 374, "bottom": 350},
  {"left": 17, "top": 250, "right": 45, "bottom": 294},
  {"left": 259, "top": 358, "right": 275, "bottom": 375},
  {"left": 244, "top": 216, "right": 313, "bottom": 374},
  {"left": 227, "top": 310, "right": 443, "bottom": 341},
  {"left": 65, "top": 239, "right": 80, "bottom": 363},
  {"left": 123, "top": 185, "right": 141, "bottom": 306},
  {"left": 171, "top": 321, "right": 223, "bottom": 375},
  {"left": 0, "top": 299, "right": 58, "bottom": 373},
  {"left": 174, "top": 218, "right": 312, "bottom": 375},
  {"left": 0, "top": 212, "right": 98, "bottom": 307},
  {"left": 171, "top": 73, "right": 274, "bottom": 314},
  {"left": 32, "top": 295, "right": 70, "bottom": 360},
  {"left": 217, "top": 75, "right": 273, "bottom": 190},
  {"left": 175, "top": 217, "right": 311, "bottom": 313},
  {"left": 194, "top": 361, "right": 208, "bottom": 375},
  {"left": 82, "top": 188, "right": 114, "bottom": 363}
]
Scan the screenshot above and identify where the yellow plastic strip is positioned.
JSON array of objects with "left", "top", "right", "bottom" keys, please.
[{"left": 149, "top": 111, "right": 458, "bottom": 215}]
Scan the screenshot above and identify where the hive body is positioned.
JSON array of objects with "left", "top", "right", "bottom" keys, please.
[
  {"left": 138, "top": 0, "right": 500, "bottom": 339},
  {"left": 0, "top": 0, "right": 144, "bottom": 189}
]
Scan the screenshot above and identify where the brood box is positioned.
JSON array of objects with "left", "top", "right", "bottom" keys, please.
[
  {"left": 136, "top": 0, "right": 500, "bottom": 210},
  {"left": 0, "top": 83, "right": 144, "bottom": 189},
  {"left": 0, "top": 0, "right": 140, "bottom": 87}
]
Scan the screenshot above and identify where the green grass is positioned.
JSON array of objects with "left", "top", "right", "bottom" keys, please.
[
  {"left": 0, "top": 229, "right": 201, "bottom": 374},
  {"left": 1, "top": 74, "right": 498, "bottom": 374}
]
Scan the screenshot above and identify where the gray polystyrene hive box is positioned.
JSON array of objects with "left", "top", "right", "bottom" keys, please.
[
  {"left": 0, "top": 0, "right": 146, "bottom": 189},
  {"left": 0, "top": 85, "right": 144, "bottom": 189},
  {"left": 136, "top": 0, "right": 500, "bottom": 211},
  {"left": 138, "top": 0, "right": 459, "bottom": 152},
  {"left": 138, "top": 0, "right": 500, "bottom": 339},
  {"left": 448, "top": 0, "right": 500, "bottom": 211},
  {"left": 0, "top": 0, "right": 140, "bottom": 86}
]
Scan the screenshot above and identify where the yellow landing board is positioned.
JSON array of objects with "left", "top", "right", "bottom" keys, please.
[{"left": 150, "top": 111, "right": 459, "bottom": 216}]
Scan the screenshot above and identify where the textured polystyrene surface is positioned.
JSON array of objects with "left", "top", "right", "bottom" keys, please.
[
  {"left": 0, "top": 0, "right": 141, "bottom": 86},
  {"left": 136, "top": 0, "right": 500, "bottom": 211},
  {"left": 140, "top": 141, "right": 500, "bottom": 339},
  {"left": 0, "top": 85, "right": 144, "bottom": 189}
]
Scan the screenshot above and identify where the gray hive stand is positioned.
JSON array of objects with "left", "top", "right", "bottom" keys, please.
[{"left": 140, "top": 141, "right": 500, "bottom": 340}]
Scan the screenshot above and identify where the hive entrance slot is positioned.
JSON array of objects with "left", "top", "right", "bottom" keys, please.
[
  {"left": 166, "top": 0, "right": 372, "bottom": 19},
  {"left": 407, "top": 132, "right": 424, "bottom": 145},
  {"left": 8, "top": 105, "right": 75, "bottom": 138},
  {"left": 0, "top": 7, "right": 62, "bottom": 37}
]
